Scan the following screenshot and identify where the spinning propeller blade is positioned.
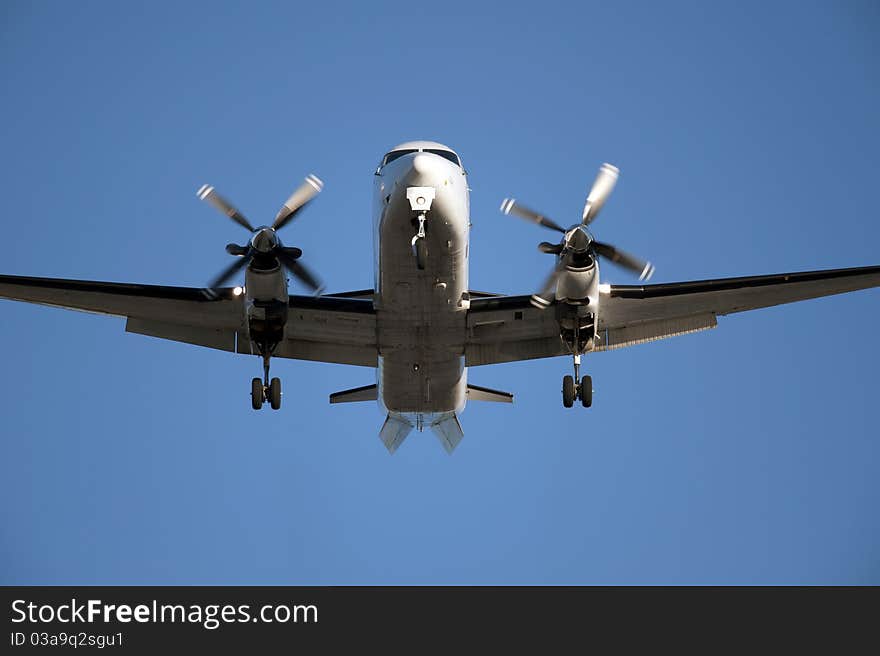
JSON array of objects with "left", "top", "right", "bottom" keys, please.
[
  {"left": 206, "top": 255, "right": 251, "bottom": 292},
  {"left": 530, "top": 264, "right": 562, "bottom": 309},
  {"left": 592, "top": 241, "right": 654, "bottom": 280},
  {"left": 277, "top": 248, "right": 323, "bottom": 294},
  {"left": 197, "top": 185, "right": 255, "bottom": 232},
  {"left": 581, "top": 163, "right": 619, "bottom": 226},
  {"left": 273, "top": 174, "right": 323, "bottom": 231},
  {"left": 500, "top": 198, "right": 566, "bottom": 233}
]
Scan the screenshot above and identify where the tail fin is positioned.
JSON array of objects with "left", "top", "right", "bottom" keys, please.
[
  {"left": 379, "top": 414, "right": 413, "bottom": 454},
  {"left": 430, "top": 414, "right": 465, "bottom": 454}
]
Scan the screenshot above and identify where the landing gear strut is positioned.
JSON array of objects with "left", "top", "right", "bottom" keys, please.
[
  {"left": 411, "top": 212, "right": 427, "bottom": 270},
  {"left": 406, "top": 186, "right": 435, "bottom": 271},
  {"left": 561, "top": 355, "right": 592, "bottom": 408},
  {"left": 251, "top": 349, "right": 282, "bottom": 411},
  {"left": 560, "top": 320, "right": 593, "bottom": 409}
]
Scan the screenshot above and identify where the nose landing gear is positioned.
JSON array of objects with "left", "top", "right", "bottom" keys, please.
[
  {"left": 411, "top": 212, "right": 427, "bottom": 270},
  {"left": 406, "top": 186, "right": 435, "bottom": 271},
  {"left": 251, "top": 351, "right": 282, "bottom": 410},
  {"left": 562, "top": 354, "right": 592, "bottom": 408}
]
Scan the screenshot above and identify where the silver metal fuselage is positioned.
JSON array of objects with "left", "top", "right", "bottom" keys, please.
[{"left": 373, "top": 151, "right": 470, "bottom": 429}]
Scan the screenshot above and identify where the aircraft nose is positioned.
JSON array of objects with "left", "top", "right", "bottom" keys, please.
[
  {"left": 412, "top": 153, "right": 433, "bottom": 176},
  {"left": 407, "top": 152, "right": 444, "bottom": 185}
]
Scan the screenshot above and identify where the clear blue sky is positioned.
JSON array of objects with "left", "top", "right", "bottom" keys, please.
[{"left": 1, "top": 1, "right": 878, "bottom": 584}]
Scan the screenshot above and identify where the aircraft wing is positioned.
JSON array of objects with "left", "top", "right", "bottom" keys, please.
[
  {"left": 465, "top": 265, "right": 880, "bottom": 364},
  {"left": 466, "top": 294, "right": 568, "bottom": 365},
  {"left": 0, "top": 275, "right": 377, "bottom": 367},
  {"left": 597, "top": 264, "right": 880, "bottom": 350}
]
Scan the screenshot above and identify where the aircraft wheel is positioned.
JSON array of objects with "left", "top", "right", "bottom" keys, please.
[
  {"left": 580, "top": 375, "right": 593, "bottom": 408},
  {"left": 269, "top": 377, "right": 282, "bottom": 410},
  {"left": 415, "top": 238, "right": 427, "bottom": 270},
  {"left": 251, "top": 377, "right": 264, "bottom": 410},
  {"left": 562, "top": 375, "right": 575, "bottom": 408}
]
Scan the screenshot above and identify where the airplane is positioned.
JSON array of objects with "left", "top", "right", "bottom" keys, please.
[{"left": 1, "top": 140, "right": 878, "bottom": 454}]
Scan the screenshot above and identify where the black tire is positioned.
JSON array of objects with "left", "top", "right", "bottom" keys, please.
[
  {"left": 251, "top": 377, "right": 263, "bottom": 410},
  {"left": 580, "top": 375, "right": 593, "bottom": 408},
  {"left": 415, "top": 238, "right": 427, "bottom": 270},
  {"left": 269, "top": 377, "right": 282, "bottom": 410},
  {"left": 562, "top": 375, "right": 575, "bottom": 408}
]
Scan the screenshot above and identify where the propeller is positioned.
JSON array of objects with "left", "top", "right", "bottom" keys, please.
[
  {"left": 196, "top": 185, "right": 255, "bottom": 232},
  {"left": 499, "top": 198, "right": 566, "bottom": 233},
  {"left": 592, "top": 240, "right": 655, "bottom": 281},
  {"left": 196, "top": 176, "right": 325, "bottom": 297},
  {"left": 500, "top": 162, "right": 653, "bottom": 307},
  {"left": 273, "top": 174, "right": 323, "bottom": 230},
  {"left": 531, "top": 261, "right": 564, "bottom": 309},
  {"left": 581, "top": 163, "right": 619, "bottom": 226}
]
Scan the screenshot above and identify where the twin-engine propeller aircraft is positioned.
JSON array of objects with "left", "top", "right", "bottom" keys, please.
[{"left": 1, "top": 140, "right": 878, "bottom": 454}]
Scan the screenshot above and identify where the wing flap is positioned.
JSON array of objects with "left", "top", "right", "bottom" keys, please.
[
  {"left": 125, "top": 318, "right": 238, "bottom": 352},
  {"left": 594, "top": 313, "right": 717, "bottom": 351}
]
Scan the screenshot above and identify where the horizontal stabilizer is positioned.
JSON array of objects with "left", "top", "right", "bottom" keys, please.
[
  {"left": 329, "top": 384, "right": 377, "bottom": 404},
  {"left": 430, "top": 414, "right": 465, "bottom": 454},
  {"left": 379, "top": 414, "right": 413, "bottom": 454},
  {"left": 467, "top": 384, "right": 514, "bottom": 403}
]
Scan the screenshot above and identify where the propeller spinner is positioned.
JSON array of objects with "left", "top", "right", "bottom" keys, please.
[
  {"left": 501, "top": 163, "right": 654, "bottom": 308},
  {"left": 196, "top": 175, "right": 324, "bottom": 296}
]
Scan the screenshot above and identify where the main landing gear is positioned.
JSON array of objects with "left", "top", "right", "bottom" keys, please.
[
  {"left": 561, "top": 353, "right": 592, "bottom": 408},
  {"left": 251, "top": 352, "right": 282, "bottom": 411},
  {"left": 558, "top": 316, "right": 593, "bottom": 409}
]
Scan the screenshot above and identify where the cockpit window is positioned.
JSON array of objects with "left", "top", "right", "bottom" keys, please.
[
  {"left": 380, "top": 147, "right": 462, "bottom": 169},
  {"left": 424, "top": 149, "right": 460, "bottom": 166},
  {"left": 382, "top": 149, "right": 418, "bottom": 166}
]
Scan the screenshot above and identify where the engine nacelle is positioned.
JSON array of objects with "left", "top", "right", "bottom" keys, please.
[
  {"left": 555, "top": 262, "right": 599, "bottom": 307},
  {"left": 552, "top": 261, "right": 599, "bottom": 354},
  {"left": 245, "top": 265, "right": 288, "bottom": 303},
  {"left": 243, "top": 267, "right": 290, "bottom": 351}
]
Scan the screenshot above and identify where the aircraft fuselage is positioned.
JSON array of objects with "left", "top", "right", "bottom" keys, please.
[{"left": 373, "top": 148, "right": 470, "bottom": 430}]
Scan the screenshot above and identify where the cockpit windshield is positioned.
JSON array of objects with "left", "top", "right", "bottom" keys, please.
[
  {"left": 382, "top": 149, "right": 418, "bottom": 166},
  {"left": 381, "top": 148, "right": 462, "bottom": 168},
  {"left": 424, "top": 149, "right": 460, "bottom": 166}
]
